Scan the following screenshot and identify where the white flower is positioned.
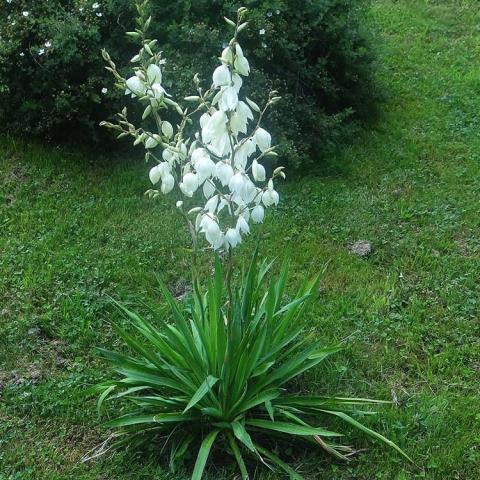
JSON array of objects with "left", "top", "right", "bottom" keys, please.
[
  {"left": 255, "top": 128, "right": 271, "bottom": 152},
  {"left": 182, "top": 172, "right": 199, "bottom": 193},
  {"left": 125, "top": 76, "right": 146, "bottom": 97},
  {"left": 195, "top": 154, "right": 215, "bottom": 184},
  {"left": 259, "top": 29, "right": 266, "bottom": 35},
  {"left": 218, "top": 86, "right": 238, "bottom": 111},
  {"left": 92, "top": 2, "right": 100, "bottom": 9},
  {"left": 147, "top": 64, "right": 162, "bottom": 84},
  {"left": 251, "top": 205, "right": 265, "bottom": 223},
  {"left": 22, "top": 11, "right": 29, "bottom": 17},
  {"left": 229, "top": 172, "right": 246, "bottom": 196},
  {"left": 235, "top": 139, "right": 256, "bottom": 169},
  {"left": 38, "top": 48, "right": 45, "bottom": 56},
  {"left": 200, "top": 112, "right": 210, "bottom": 128},
  {"left": 262, "top": 179, "right": 279, "bottom": 206},
  {"left": 150, "top": 83, "right": 166, "bottom": 99},
  {"left": 251, "top": 159, "right": 266, "bottom": 182},
  {"left": 221, "top": 47, "right": 233, "bottom": 64},
  {"left": 19, "top": 52, "right": 25, "bottom": 57},
  {"left": 212, "top": 65, "right": 231, "bottom": 87},
  {"left": 205, "top": 194, "right": 219, "bottom": 213},
  {"left": 96, "top": 12, "right": 102, "bottom": 17},
  {"left": 225, "top": 228, "right": 241, "bottom": 248},
  {"left": 236, "top": 216, "right": 250, "bottom": 235},
  {"left": 145, "top": 136, "right": 159, "bottom": 149},
  {"left": 161, "top": 121, "right": 173, "bottom": 138},
  {"left": 149, "top": 163, "right": 170, "bottom": 185},
  {"left": 216, "top": 162, "right": 234, "bottom": 186},
  {"left": 161, "top": 173, "right": 175, "bottom": 194},
  {"left": 45, "top": 41, "right": 52, "bottom": 48},
  {"left": 101, "top": 87, "right": 108, "bottom": 94},
  {"left": 234, "top": 55, "right": 250, "bottom": 76},
  {"left": 149, "top": 165, "right": 163, "bottom": 185},
  {"left": 202, "top": 110, "right": 228, "bottom": 144},
  {"left": 232, "top": 73, "right": 243, "bottom": 93},
  {"left": 205, "top": 220, "right": 224, "bottom": 250}
]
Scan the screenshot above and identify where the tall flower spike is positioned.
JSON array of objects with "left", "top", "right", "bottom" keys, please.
[{"left": 103, "top": 6, "right": 283, "bottom": 251}]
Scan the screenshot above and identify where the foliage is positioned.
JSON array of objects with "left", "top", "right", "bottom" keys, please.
[
  {"left": 0, "top": 0, "right": 135, "bottom": 143},
  {"left": 94, "top": 254, "right": 407, "bottom": 478},
  {"left": 0, "top": 0, "right": 376, "bottom": 168}
]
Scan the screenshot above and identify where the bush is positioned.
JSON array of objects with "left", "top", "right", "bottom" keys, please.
[
  {"left": 94, "top": 255, "right": 408, "bottom": 478},
  {"left": 0, "top": 0, "right": 376, "bottom": 167}
]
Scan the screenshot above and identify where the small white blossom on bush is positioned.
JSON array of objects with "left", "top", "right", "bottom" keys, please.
[{"left": 102, "top": 6, "right": 284, "bottom": 252}]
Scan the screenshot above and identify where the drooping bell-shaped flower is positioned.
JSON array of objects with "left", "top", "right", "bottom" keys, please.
[
  {"left": 147, "top": 64, "right": 162, "bottom": 84},
  {"left": 221, "top": 46, "right": 233, "bottom": 64},
  {"left": 181, "top": 172, "right": 199, "bottom": 196},
  {"left": 125, "top": 75, "right": 146, "bottom": 97},
  {"left": 262, "top": 179, "right": 279, "bottom": 206},
  {"left": 205, "top": 194, "right": 219, "bottom": 214},
  {"left": 251, "top": 204, "right": 265, "bottom": 223},
  {"left": 218, "top": 86, "right": 239, "bottom": 111},
  {"left": 216, "top": 161, "right": 234, "bottom": 186},
  {"left": 225, "top": 228, "right": 241, "bottom": 248},
  {"left": 202, "top": 110, "right": 228, "bottom": 144},
  {"left": 251, "top": 159, "right": 266, "bottom": 182},
  {"left": 149, "top": 165, "right": 162, "bottom": 185},
  {"left": 200, "top": 112, "right": 210, "bottom": 128},
  {"left": 145, "top": 136, "right": 159, "bottom": 149},
  {"left": 232, "top": 73, "right": 243, "bottom": 93},
  {"left": 161, "top": 173, "right": 175, "bottom": 194},
  {"left": 235, "top": 138, "right": 256, "bottom": 169},
  {"left": 212, "top": 64, "right": 231, "bottom": 87},
  {"left": 161, "top": 121, "right": 173, "bottom": 138},
  {"left": 195, "top": 155, "right": 216, "bottom": 184},
  {"left": 236, "top": 215, "right": 250, "bottom": 235},
  {"left": 229, "top": 172, "right": 246, "bottom": 197},
  {"left": 205, "top": 220, "right": 224, "bottom": 250},
  {"left": 256, "top": 128, "right": 271, "bottom": 152},
  {"left": 150, "top": 83, "right": 166, "bottom": 99}
]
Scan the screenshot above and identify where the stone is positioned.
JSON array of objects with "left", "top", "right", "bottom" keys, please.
[{"left": 348, "top": 240, "right": 373, "bottom": 257}]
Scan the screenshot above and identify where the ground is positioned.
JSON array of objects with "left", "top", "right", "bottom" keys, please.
[{"left": 1, "top": 0, "right": 479, "bottom": 478}]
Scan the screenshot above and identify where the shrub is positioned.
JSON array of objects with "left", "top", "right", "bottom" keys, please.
[
  {"left": 0, "top": 0, "right": 136, "bottom": 144},
  {"left": 95, "top": 255, "right": 409, "bottom": 479},
  {"left": 0, "top": 0, "right": 375, "bottom": 168}
]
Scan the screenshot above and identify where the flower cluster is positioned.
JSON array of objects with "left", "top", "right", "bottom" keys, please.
[{"left": 102, "top": 6, "right": 284, "bottom": 251}]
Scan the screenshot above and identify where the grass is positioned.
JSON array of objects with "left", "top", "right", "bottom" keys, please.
[{"left": 1, "top": 0, "right": 480, "bottom": 478}]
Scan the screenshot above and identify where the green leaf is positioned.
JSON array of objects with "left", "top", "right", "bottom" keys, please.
[
  {"left": 192, "top": 429, "right": 220, "bottom": 480},
  {"left": 246, "top": 419, "right": 342, "bottom": 437},
  {"left": 232, "top": 421, "right": 256, "bottom": 452},
  {"left": 227, "top": 432, "right": 250, "bottom": 480},
  {"left": 184, "top": 375, "right": 219, "bottom": 413},
  {"left": 106, "top": 414, "right": 158, "bottom": 428},
  {"left": 320, "top": 410, "right": 413, "bottom": 462},
  {"left": 255, "top": 444, "right": 304, "bottom": 480},
  {"left": 97, "top": 385, "right": 115, "bottom": 416}
]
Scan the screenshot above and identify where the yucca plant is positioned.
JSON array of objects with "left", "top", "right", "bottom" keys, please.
[
  {"left": 94, "top": 252, "right": 409, "bottom": 479},
  {"left": 94, "top": 4, "right": 409, "bottom": 477}
]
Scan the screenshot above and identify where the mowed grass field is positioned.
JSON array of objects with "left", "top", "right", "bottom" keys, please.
[{"left": 1, "top": 0, "right": 480, "bottom": 478}]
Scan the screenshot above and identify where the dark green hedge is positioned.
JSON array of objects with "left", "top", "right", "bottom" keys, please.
[{"left": 0, "top": 0, "right": 376, "bottom": 168}]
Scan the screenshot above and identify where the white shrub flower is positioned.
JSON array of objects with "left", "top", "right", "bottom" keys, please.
[{"left": 101, "top": 6, "right": 284, "bottom": 251}]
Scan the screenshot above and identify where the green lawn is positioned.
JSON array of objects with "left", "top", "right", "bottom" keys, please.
[{"left": 1, "top": 0, "right": 480, "bottom": 478}]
